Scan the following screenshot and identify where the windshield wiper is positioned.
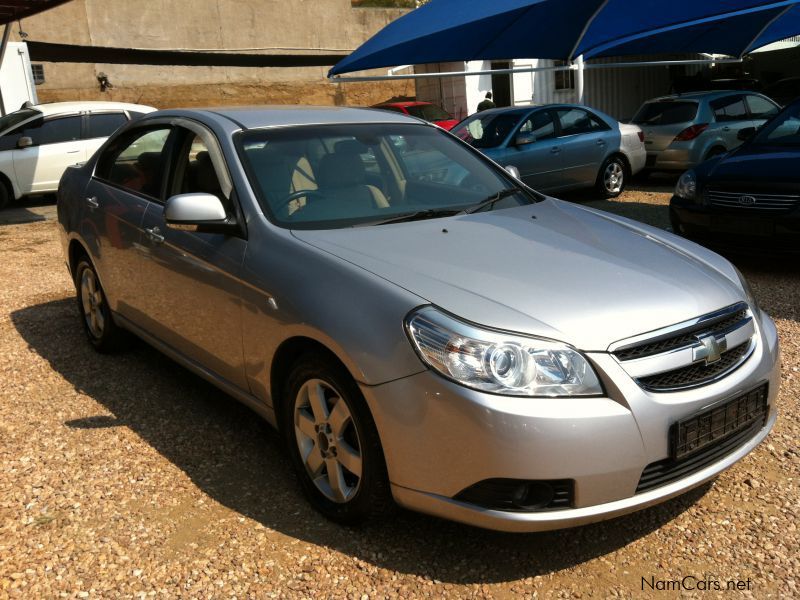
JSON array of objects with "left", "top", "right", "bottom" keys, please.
[
  {"left": 355, "top": 208, "right": 461, "bottom": 227},
  {"left": 458, "top": 187, "right": 527, "bottom": 215}
]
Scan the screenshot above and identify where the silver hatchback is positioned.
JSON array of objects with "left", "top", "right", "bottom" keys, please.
[
  {"left": 633, "top": 91, "right": 780, "bottom": 172},
  {"left": 57, "top": 107, "right": 779, "bottom": 532}
]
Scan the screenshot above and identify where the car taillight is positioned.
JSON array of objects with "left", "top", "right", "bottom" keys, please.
[
  {"left": 674, "top": 124, "right": 709, "bottom": 142},
  {"left": 637, "top": 131, "right": 645, "bottom": 143}
]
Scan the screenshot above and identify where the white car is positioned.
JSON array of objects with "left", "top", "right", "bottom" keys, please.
[{"left": 0, "top": 101, "right": 155, "bottom": 209}]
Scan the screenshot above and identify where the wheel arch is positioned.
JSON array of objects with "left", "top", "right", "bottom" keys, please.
[
  {"left": 269, "top": 336, "right": 361, "bottom": 429},
  {"left": 0, "top": 168, "right": 18, "bottom": 200}
]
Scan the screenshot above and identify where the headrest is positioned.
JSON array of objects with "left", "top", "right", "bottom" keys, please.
[
  {"left": 137, "top": 152, "right": 162, "bottom": 171},
  {"left": 194, "top": 150, "right": 211, "bottom": 166},
  {"left": 318, "top": 153, "right": 366, "bottom": 189},
  {"left": 334, "top": 139, "right": 369, "bottom": 156}
]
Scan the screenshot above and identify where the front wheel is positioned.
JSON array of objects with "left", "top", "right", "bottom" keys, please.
[
  {"left": 596, "top": 156, "right": 627, "bottom": 198},
  {"left": 0, "top": 181, "right": 10, "bottom": 210},
  {"left": 282, "top": 353, "right": 392, "bottom": 524},
  {"left": 74, "top": 258, "right": 129, "bottom": 352}
]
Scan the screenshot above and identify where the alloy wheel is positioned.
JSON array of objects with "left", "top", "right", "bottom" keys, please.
[
  {"left": 604, "top": 161, "right": 624, "bottom": 194},
  {"left": 293, "top": 378, "right": 363, "bottom": 503},
  {"left": 80, "top": 268, "right": 105, "bottom": 338}
]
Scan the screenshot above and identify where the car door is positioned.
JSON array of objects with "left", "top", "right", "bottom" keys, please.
[
  {"left": 138, "top": 124, "right": 248, "bottom": 390},
  {"left": 85, "top": 125, "right": 174, "bottom": 322},
  {"left": 709, "top": 94, "right": 753, "bottom": 149},
  {"left": 553, "top": 107, "right": 611, "bottom": 189},
  {"left": 12, "top": 114, "right": 85, "bottom": 194},
  {"left": 83, "top": 111, "right": 130, "bottom": 159},
  {"left": 501, "top": 109, "right": 563, "bottom": 191}
]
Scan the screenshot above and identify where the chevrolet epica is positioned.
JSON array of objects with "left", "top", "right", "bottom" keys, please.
[{"left": 57, "top": 107, "right": 779, "bottom": 532}]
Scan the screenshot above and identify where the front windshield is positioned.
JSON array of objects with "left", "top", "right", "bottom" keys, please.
[
  {"left": 752, "top": 103, "right": 800, "bottom": 146},
  {"left": 0, "top": 108, "right": 40, "bottom": 133},
  {"left": 405, "top": 104, "right": 452, "bottom": 122},
  {"left": 238, "top": 123, "right": 535, "bottom": 230},
  {"left": 451, "top": 110, "right": 527, "bottom": 149}
]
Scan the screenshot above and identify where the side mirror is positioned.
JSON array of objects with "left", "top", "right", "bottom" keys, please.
[
  {"left": 504, "top": 165, "right": 522, "bottom": 179},
  {"left": 17, "top": 136, "right": 33, "bottom": 149},
  {"left": 514, "top": 133, "right": 536, "bottom": 147},
  {"left": 164, "top": 193, "right": 234, "bottom": 234},
  {"left": 737, "top": 127, "right": 756, "bottom": 141}
]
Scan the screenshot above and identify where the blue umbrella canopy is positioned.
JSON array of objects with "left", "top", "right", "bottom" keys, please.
[{"left": 329, "top": 0, "right": 800, "bottom": 77}]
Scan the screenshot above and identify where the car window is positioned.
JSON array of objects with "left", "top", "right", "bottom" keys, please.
[
  {"left": 21, "top": 116, "right": 81, "bottom": 146},
  {"left": 86, "top": 113, "right": 128, "bottom": 139},
  {"left": 451, "top": 110, "right": 527, "bottom": 148},
  {"left": 0, "top": 108, "right": 40, "bottom": 134},
  {"left": 555, "top": 108, "right": 608, "bottom": 136},
  {"left": 746, "top": 95, "right": 779, "bottom": 120},
  {"left": 711, "top": 96, "right": 748, "bottom": 122},
  {"left": 632, "top": 101, "right": 698, "bottom": 125},
  {"left": 177, "top": 135, "right": 225, "bottom": 202},
  {"left": 239, "top": 123, "right": 529, "bottom": 229},
  {"left": 95, "top": 127, "right": 171, "bottom": 199},
  {"left": 0, "top": 127, "right": 23, "bottom": 152},
  {"left": 518, "top": 111, "right": 556, "bottom": 140},
  {"left": 405, "top": 104, "right": 452, "bottom": 122}
]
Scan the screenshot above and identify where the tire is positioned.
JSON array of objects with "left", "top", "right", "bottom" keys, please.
[
  {"left": 281, "top": 352, "right": 393, "bottom": 524},
  {"left": 705, "top": 146, "right": 726, "bottom": 161},
  {"left": 596, "top": 156, "right": 627, "bottom": 198},
  {"left": 0, "top": 180, "right": 10, "bottom": 210},
  {"left": 74, "top": 257, "right": 130, "bottom": 353}
]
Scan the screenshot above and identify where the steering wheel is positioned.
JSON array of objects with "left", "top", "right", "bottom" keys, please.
[{"left": 276, "top": 190, "right": 324, "bottom": 215}]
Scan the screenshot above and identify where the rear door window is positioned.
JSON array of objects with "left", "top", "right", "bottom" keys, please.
[
  {"left": 86, "top": 113, "right": 128, "bottom": 139},
  {"left": 632, "top": 102, "right": 699, "bottom": 125},
  {"left": 555, "top": 108, "right": 608, "bottom": 136},
  {"left": 711, "top": 95, "right": 748, "bottom": 122}
]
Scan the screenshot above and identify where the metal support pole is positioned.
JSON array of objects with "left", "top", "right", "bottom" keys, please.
[
  {"left": 0, "top": 24, "right": 11, "bottom": 116},
  {"left": 575, "top": 55, "right": 585, "bottom": 105}
]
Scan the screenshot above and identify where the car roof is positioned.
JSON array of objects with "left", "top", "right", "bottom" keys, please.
[
  {"left": 645, "top": 91, "right": 760, "bottom": 103},
  {"left": 31, "top": 101, "right": 156, "bottom": 117},
  {"left": 185, "top": 105, "right": 426, "bottom": 130},
  {"left": 377, "top": 101, "right": 432, "bottom": 108}
]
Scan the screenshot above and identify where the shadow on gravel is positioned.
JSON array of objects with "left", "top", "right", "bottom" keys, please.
[
  {"left": 13, "top": 297, "right": 713, "bottom": 585},
  {"left": 0, "top": 194, "right": 57, "bottom": 226}
]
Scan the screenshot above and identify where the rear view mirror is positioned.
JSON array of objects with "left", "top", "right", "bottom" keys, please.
[
  {"left": 737, "top": 127, "right": 756, "bottom": 141},
  {"left": 17, "top": 136, "right": 33, "bottom": 149},
  {"left": 514, "top": 133, "right": 536, "bottom": 147},
  {"left": 165, "top": 193, "right": 235, "bottom": 234}
]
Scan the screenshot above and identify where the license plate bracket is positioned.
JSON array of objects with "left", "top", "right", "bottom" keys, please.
[{"left": 670, "top": 384, "right": 768, "bottom": 461}]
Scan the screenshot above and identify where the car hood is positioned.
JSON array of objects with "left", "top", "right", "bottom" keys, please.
[
  {"left": 292, "top": 199, "right": 744, "bottom": 351},
  {"left": 702, "top": 144, "right": 800, "bottom": 186}
]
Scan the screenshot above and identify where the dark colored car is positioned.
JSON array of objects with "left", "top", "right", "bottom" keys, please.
[
  {"left": 670, "top": 98, "right": 800, "bottom": 252},
  {"left": 371, "top": 101, "right": 459, "bottom": 130},
  {"left": 763, "top": 77, "right": 800, "bottom": 107}
]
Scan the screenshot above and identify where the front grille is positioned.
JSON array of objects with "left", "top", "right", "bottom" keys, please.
[
  {"left": 638, "top": 341, "right": 751, "bottom": 391},
  {"left": 637, "top": 384, "right": 768, "bottom": 493},
  {"left": 707, "top": 189, "right": 800, "bottom": 211},
  {"left": 455, "top": 478, "right": 573, "bottom": 512},
  {"left": 614, "top": 307, "right": 748, "bottom": 361}
]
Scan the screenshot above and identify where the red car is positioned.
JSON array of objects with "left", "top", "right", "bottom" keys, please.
[{"left": 371, "top": 101, "right": 459, "bottom": 130}]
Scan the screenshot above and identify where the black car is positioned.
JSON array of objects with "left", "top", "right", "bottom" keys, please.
[{"left": 670, "top": 98, "right": 800, "bottom": 252}]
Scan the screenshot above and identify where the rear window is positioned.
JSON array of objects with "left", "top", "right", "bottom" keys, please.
[{"left": 632, "top": 101, "right": 698, "bottom": 126}]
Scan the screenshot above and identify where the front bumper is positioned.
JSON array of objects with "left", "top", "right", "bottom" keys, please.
[
  {"left": 360, "top": 312, "right": 780, "bottom": 532},
  {"left": 671, "top": 196, "right": 800, "bottom": 252}
]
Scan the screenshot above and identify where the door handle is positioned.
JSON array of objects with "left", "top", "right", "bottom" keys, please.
[
  {"left": 145, "top": 226, "right": 165, "bottom": 244},
  {"left": 550, "top": 147, "right": 562, "bottom": 154},
  {"left": 723, "top": 126, "right": 731, "bottom": 132},
  {"left": 67, "top": 150, "right": 81, "bottom": 154},
  {"left": 596, "top": 139, "right": 607, "bottom": 145},
  {"left": 85, "top": 196, "right": 99, "bottom": 209}
]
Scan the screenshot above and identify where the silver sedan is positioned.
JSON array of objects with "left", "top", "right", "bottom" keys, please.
[{"left": 57, "top": 107, "right": 779, "bottom": 532}]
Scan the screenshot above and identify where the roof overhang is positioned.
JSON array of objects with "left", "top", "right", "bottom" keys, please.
[{"left": 0, "top": 0, "right": 73, "bottom": 25}]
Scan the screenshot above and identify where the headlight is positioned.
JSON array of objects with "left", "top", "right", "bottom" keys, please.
[
  {"left": 405, "top": 307, "right": 603, "bottom": 397},
  {"left": 734, "top": 266, "right": 760, "bottom": 312},
  {"left": 675, "top": 170, "right": 697, "bottom": 200}
]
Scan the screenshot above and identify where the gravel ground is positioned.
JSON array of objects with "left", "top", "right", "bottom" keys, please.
[{"left": 1, "top": 185, "right": 798, "bottom": 598}]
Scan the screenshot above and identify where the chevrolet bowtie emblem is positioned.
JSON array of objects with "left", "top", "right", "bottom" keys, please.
[{"left": 693, "top": 334, "right": 726, "bottom": 365}]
